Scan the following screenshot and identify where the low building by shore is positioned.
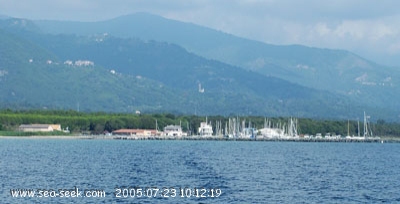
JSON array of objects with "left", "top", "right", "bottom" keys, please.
[
  {"left": 112, "top": 129, "right": 158, "bottom": 137},
  {"left": 163, "top": 125, "right": 187, "bottom": 137},
  {"left": 19, "top": 124, "right": 61, "bottom": 132}
]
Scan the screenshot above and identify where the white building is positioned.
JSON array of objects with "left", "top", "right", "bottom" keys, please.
[
  {"left": 198, "top": 122, "right": 213, "bottom": 136},
  {"left": 19, "top": 124, "right": 61, "bottom": 132},
  {"left": 163, "top": 125, "right": 186, "bottom": 137}
]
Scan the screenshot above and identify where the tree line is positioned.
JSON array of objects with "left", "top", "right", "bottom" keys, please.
[{"left": 1, "top": 109, "right": 400, "bottom": 137}]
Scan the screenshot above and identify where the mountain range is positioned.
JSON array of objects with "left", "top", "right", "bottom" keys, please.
[{"left": 0, "top": 13, "right": 398, "bottom": 120}]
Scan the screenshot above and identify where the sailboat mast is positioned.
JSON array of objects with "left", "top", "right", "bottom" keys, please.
[
  {"left": 155, "top": 119, "right": 158, "bottom": 135},
  {"left": 364, "top": 111, "right": 367, "bottom": 137}
]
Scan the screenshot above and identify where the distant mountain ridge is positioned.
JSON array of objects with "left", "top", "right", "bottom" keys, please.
[
  {"left": 35, "top": 13, "right": 400, "bottom": 111},
  {"left": 0, "top": 15, "right": 398, "bottom": 120}
]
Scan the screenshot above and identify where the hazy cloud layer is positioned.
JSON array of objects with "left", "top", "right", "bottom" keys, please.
[{"left": 1, "top": 0, "right": 399, "bottom": 66}]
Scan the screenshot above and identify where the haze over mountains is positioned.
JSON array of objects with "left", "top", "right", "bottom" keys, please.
[{"left": 0, "top": 13, "right": 399, "bottom": 120}]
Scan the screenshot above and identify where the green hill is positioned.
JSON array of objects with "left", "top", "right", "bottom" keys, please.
[
  {"left": 0, "top": 29, "right": 189, "bottom": 113},
  {"left": 34, "top": 13, "right": 400, "bottom": 112},
  {"left": 0, "top": 17, "right": 396, "bottom": 120}
]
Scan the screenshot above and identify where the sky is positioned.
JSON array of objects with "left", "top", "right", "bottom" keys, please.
[{"left": 1, "top": 0, "right": 400, "bottom": 67}]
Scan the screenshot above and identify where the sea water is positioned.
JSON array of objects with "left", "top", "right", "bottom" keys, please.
[{"left": 1, "top": 138, "right": 400, "bottom": 203}]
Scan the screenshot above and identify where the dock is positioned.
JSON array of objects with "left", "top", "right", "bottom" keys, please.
[{"left": 109, "top": 135, "right": 387, "bottom": 143}]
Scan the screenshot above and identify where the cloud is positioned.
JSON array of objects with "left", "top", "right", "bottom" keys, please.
[
  {"left": 302, "top": 16, "right": 400, "bottom": 65},
  {"left": 163, "top": 0, "right": 400, "bottom": 66}
]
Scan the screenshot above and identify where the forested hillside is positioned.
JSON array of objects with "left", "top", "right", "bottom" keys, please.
[
  {"left": 0, "top": 16, "right": 398, "bottom": 120},
  {"left": 35, "top": 13, "right": 400, "bottom": 111}
]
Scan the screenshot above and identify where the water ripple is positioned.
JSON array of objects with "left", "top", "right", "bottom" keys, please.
[{"left": 1, "top": 139, "right": 400, "bottom": 203}]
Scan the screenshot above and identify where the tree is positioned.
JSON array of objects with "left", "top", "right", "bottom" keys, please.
[{"left": 104, "top": 121, "right": 113, "bottom": 132}]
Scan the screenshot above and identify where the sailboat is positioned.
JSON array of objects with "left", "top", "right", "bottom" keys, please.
[
  {"left": 345, "top": 120, "right": 352, "bottom": 139},
  {"left": 363, "top": 111, "right": 373, "bottom": 137},
  {"left": 350, "top": 111, "right": 374, "bottom": 140}
]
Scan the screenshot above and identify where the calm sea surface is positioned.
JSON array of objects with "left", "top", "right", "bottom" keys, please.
[{"left": 1, "top": 138, "right": 400, "bottom": 203}]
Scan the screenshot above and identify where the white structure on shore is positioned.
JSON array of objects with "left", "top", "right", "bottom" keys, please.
[
  {"left": 163, "top": 125, "right": 186, "bottom": 137},
  {"left": 198, "top": 118, "right": 213, "bottom": 136},
  {"left": 19, "top": 124, "right": 61, "bottom": 132}
]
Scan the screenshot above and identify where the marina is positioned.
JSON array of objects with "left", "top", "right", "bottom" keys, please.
[
  {"left": 110, "top": 134, "right": 384, "bottom": 142},
  {"left": 2, "top": 111, "right": 388, "bottom": 143},
  {"left": 108, "top": 111, "right": 384, "bottom": 143}
]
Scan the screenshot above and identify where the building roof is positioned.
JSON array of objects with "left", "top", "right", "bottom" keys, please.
[
  {"left": 164, "top": 125, "right": 182, "bottom": 130},
  {"left": 164, "top": 125, "right": 182, "bottom": 128},
  {"left": 112, "top": 129, "right": 157, "bottom": 133},
  {"left": 19, "top": 124, "right": 53, "bottom": 129}
]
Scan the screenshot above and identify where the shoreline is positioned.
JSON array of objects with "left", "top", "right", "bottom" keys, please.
[
  {"left": 0, "top": 135, "right": 105, "bottom": 139},
  {"left": 1, "top": 135, "right": 399, "bottom": 143}
]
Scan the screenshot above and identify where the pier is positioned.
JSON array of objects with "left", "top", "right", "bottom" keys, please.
[{"left": 109, "top": 135, "right": 385, "bottom": 143}]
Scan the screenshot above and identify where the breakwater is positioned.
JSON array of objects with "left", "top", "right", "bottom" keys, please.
[{"left": 111, "top": 135, "right": 387, "bottom": 143}]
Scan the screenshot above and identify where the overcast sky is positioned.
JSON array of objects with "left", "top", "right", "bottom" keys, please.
[{"left": 1, "top": 0, "right": 400, "bottom": 66}]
